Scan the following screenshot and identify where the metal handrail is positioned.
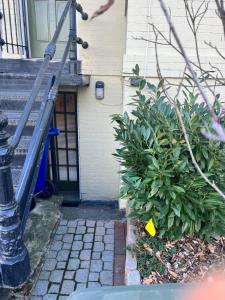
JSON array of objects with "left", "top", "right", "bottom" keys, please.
[{"left": 17, "top": 37, "right": 73, "bottom": 233}]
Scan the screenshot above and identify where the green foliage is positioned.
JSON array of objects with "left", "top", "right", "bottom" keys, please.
[
  {"left": 112, "top": 70, "right": 225, "bottom": 239},
  {"left": 135, "top": 236, "right": 173, "bottom": 278}
]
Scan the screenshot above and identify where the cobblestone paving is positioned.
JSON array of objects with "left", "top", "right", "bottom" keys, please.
[{"left": 31, "top": 219, "right": 115, "bottom": 299}]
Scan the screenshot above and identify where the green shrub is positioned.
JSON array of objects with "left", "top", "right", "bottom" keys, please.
[{"left": 112, "top": 68, "right": 225, "bottom": 239}]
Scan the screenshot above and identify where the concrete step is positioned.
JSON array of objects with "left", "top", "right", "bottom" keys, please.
[
  {"left": 6, "top": 111, "right": 39, "bottom": 126},
  {"left": 7, "top": 124, "right": 34, "bottom": 137},
  {"left": 12, "top": 154, "right": 26, "bottom": 167},
  {"left": 12, "top": 135, "right": 31, "bottom": 153},
  {"left": 0, "top": 58, "right": 90, "bottom": 87},
  {"left": 5, "top": 111, "right": 39, "bottom": 137},
  {"left": 0, "top": 73, "right": 50, "bottom": 92},
  {"left": 1, "top": 99, "right": 42, "bottom": 111},
  {"left": 0, "top": 58, "right": 80, "bottom": 75}
]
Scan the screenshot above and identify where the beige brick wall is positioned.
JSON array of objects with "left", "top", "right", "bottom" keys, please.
[
  {"left": 78, "top": 76, "right": 123, "bottom": 200},
  {"left": 78, "top": 0, "right": 127, "bottom": 76},
  {"left": 77, "top": 0, "right": 126, "bottom": 200}
]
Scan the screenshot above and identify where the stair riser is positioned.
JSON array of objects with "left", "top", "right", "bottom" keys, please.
[
  {"left": 0, "top": 84, "right": 48, "bottom": 91},
  {"left": 1, "top": 100, "right": 41, "bottom": 111},
  {"left": 13, "top": 155, "right": 26, "bottom": 167},
  {"left": 7, "top": 125, "right": 34, "bottom": 136}
]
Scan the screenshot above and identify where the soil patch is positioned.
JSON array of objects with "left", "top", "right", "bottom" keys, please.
[{"left": 134, "top": 222, "right": 225, "bottom": 285}]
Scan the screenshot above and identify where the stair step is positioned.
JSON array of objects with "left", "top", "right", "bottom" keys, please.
[
  {"left": 1, "top": 100, "right": 42, "bottom": 111},
  {"left": 7, "top": 125, "right": 34, "bottom": 137},
  {"left": 0, "top": 58, "right": 80, "bottom": 75},
  {"left": 13, "top": 135, "right": 31, "bottom": 152},
  {"left": 12, "top": 154, "right": 26, "bottom": 167},
  {"left": 0, "top": 91, "right": 45, "bottom": 101},
  {"left": 6, "top": 111, "right": 39, "bottom": 125}
]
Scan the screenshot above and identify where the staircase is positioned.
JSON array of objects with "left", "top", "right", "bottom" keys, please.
[{"left": 0, "top": 74, "right": 49, "bottom": 191}]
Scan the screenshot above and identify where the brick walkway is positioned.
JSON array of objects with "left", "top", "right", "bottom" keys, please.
[{"left": 30, "top": 218, "right": 126, "bottom": 299}]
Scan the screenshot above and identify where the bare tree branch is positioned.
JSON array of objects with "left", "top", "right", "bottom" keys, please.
[
  {"left": 215, "top": 0, "right": 225, "bottom": 38},
  {"left": 158, "top": 0, "right": 225, "bottom": 142}
]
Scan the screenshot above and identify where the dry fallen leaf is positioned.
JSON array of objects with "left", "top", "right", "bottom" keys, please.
[
  {"left": 168, "top": 270, "right": 178, "bottom": 278},
  {"left": 208, "top": 244, "right": 216, "bottom": 254},
  {"left": 143, "top": 243, "right": 153, "bottom": 255}
]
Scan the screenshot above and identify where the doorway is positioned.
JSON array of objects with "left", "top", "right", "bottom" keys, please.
[
  {"left": 27, "top": 0, "right": 69, "bottom": 58},
  {"left": 49, "top": 92, "right": 79, "bottom": 194}
]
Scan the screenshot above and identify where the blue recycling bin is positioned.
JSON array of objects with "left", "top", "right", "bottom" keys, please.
[{"left": 34, "top": 127, "right": 60, "bottom": 198}]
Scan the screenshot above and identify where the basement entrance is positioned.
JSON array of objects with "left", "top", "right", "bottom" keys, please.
[{"left": 49, "top": 92, "right": 79, "bottom": 195}]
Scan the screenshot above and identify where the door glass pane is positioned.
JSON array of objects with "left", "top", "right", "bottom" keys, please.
[
  {"left": 56, "top": 94, "right": 64, "bottom": 111},
  {"left": 57, "top": 132, "right": 66, "bottom": 149},
  {"left": 67, "top": 115, "right": 76, "bottom": 131},
  {"left": 68, "top": 151, "right": 77, "bottom": 165},
  {"left": 58, "top": 150, "right": 67, "bottom": 164},
  {"left": 56, "top": 114, "right": 65, "bottom": 130},
  {"left": 69, "top": 167, "right": 77, "bottom": 181},
  {"left": 66, "top": 94, "right": 75, "bottom": 112},
  {"left": 56, "top": 1, "right": 70, "bottom": 42},
  {"left": 67, "top": 132, "right": 76, "bottom": 149},
  {"left": 59, "top": 167, "right": 68, "bottom": 181}
]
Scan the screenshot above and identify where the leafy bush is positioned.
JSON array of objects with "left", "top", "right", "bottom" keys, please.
[{"left": 112, "top": 67, "right": 225, "bottom": 239}]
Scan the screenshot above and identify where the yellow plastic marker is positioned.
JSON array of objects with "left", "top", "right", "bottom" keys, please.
[{"left": 145, "top": 218, "right": 156, "bottom": 237}]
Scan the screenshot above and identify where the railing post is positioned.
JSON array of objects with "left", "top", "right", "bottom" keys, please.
[
  {"left": 0, "top": 114, "right": 30, "bottom": 288},
  {"left": 69, "top": 0, "right": 78, "bottom": 74},
  {"left": 0, "top": 10, "right": 5, "bottom": 58}
]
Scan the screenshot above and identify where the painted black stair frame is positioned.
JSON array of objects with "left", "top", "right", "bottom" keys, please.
[{"left": 0, "top": 0, "right": 88, "bottom": 288}]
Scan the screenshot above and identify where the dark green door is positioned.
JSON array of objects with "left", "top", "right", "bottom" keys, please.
[
  {"left": 49, "top": 92, "right": 79, "bottom": 191},
  {"left": 27, "top": 0, "right": 69, "bottom": 58}
]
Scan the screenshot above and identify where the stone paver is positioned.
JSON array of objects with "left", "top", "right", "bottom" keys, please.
[
  {"left": 60, "top": 280, "right": 75, "bottom": 295},
  {"left": 49, "top": 270, "right": 64, "bottom": 283},
  {"left": 31, "top": 219, "right": 117, "bottom": 299},
  {"left": 75, "top": 269, "right": 89, "bottom": 283}
]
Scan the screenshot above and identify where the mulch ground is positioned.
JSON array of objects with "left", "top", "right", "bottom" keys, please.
[{"left": 134, "top": 222, "right": 225, "bottom": 285}]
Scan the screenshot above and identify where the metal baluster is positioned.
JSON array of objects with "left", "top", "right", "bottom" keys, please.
[
  {"left": 0, "top": 10, "right": 5, "bottom": 55},
  {"left": 1, "top": 0, "right": 8, "bottom": 53},
  {"left": 7, "top": 0, "right": 14, "bottom": 53},
  {"left": 12, "top": 0, "right": 19, "bottom": 54},
  {"left": 17, "top": 0, "right": 24, "bottom": 55},
  {"left": 21, "top": 0, "right": 29, "bottom": 57},
  {"left": 0, "top": 114, "right": 30, "bottom": 287}
]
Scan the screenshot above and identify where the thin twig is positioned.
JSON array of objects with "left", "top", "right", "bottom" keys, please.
[{"left": 158, "top": 0, "right": 225, "bottom": 142}]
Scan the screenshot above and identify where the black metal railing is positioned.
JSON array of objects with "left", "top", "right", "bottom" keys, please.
[
  {"left": 0, "top": 0, "right": 88, "bottom": 288},
  {"left": 0, "top": 0, "right": 29, "bottom": 57}
]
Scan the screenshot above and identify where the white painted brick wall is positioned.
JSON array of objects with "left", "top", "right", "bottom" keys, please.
[{"left": 123, "top": 0, "right": 225, "bottom": 78}]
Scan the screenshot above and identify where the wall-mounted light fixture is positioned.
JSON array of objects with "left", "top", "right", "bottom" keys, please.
[{"left": 95, "top": 81, "right": 105, "bottom": 100}]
